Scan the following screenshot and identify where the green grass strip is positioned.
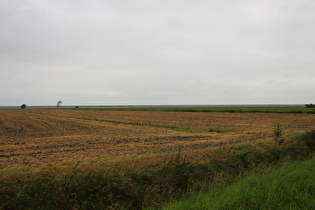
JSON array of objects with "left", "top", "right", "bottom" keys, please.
[
  {"left": 71, "top": 106, "right": 315, "bottom": 113},
  {"left": 163, "top": 157, "right": 315, "bottom": 210}
]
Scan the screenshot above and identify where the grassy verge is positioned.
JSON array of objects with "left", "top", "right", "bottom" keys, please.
[
  {"left": 163, "top": 156, "right": 315, "bottom": 210},
  {"left": 0, "top": 130, "right": 314, "bottom": 209}
]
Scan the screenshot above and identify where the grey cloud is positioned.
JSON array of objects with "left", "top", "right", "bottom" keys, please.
[{"left": 1, "top": 0, "right": 315, "bottom": 106}]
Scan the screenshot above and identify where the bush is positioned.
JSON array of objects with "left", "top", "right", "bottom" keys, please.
[{"left": 299, "top": 130, "right": 315, "bottom": 150}]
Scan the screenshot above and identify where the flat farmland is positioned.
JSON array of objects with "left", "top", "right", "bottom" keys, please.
[{"left": 0, "top": 109, "right": 314, "bottom": 169}]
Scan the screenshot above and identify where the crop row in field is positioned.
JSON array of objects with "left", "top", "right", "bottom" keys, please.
[
  {"left": 1, "top": 129, "right": 314, "bottom": 209},
  {"left": 27, "top": 109, "right": 315, "bottom": 133},
  {"left": 0, "top": 110, "right": 314, "bottom": 169}
]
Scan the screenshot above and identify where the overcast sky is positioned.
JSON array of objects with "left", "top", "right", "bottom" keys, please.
[{"left": 1, "top": 0, "right": 314, "bottom": 106}]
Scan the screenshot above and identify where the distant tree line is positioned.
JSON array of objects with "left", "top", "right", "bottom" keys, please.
[
  {"left": 20, "top": 103, "right": 80, "bottom": 109},
  {"left": 305, "top": 103, "right": 314, "bottom": 108}
]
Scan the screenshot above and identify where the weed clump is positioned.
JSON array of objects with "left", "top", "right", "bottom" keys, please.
[
  {"left": 274, "top": 123, "right": 285, "bottom": 146},
  {"left": 297, "top": 129, "right": 315, "bottom": 150}
]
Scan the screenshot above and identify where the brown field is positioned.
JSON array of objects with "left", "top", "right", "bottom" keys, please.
[{"left": 0, "top": 109, "right": 314, "bottom": 170}]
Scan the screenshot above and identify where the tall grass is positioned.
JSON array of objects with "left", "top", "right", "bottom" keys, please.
[
  {"left": 0, "top": 130, "right": 314, "bottom": 209},
  {"left": 164, "top": 156, "right": 315, "bottom": 210}
]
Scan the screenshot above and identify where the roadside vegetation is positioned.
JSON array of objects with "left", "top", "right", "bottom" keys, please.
[
  {"left": 163, "top": 155, "right": 315, "bottom": 210},
  {"left": 1, "top": 127, "right": 314, "bottom": 209}
]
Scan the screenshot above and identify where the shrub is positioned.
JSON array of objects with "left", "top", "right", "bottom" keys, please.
[
  {"left": 298, "top": 130, "right": 315, "bottom": 150},
  {"left": 274, "top": 123, "right": 285, "bottom": 146}
]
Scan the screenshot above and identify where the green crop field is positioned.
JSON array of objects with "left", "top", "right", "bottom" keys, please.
[{"left": 73, "top": 105, "right": 315, "bottom": 113}]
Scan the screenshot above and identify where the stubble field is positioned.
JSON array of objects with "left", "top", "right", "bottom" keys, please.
[{"left": 0, "top": 109, "right": 314, "bottom": 170}]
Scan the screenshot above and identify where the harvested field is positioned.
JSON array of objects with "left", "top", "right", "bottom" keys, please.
[{"left": 0, "top": 110, "right": 314, "bottom": 169}]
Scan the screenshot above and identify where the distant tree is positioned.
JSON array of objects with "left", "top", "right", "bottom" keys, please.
[
  {"left": 57, "top": 101, "right": 62, "bottom": 108},
  {"left": 305, "top": 103, "right": 314, "bottom": 108},
  {"left": 21, "top": 104, "right": 26, "bottom": 109},
  {"left": 75, "top": 106, "right": 79, "bottom": 109}
]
